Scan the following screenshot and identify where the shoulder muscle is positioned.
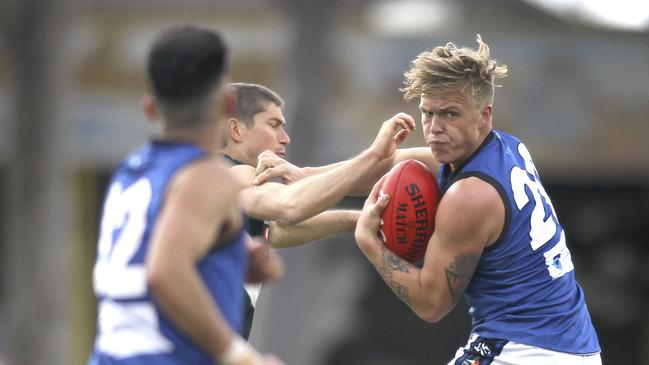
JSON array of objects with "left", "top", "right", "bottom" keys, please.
[
  {"left": 161, "top": 158, "right": 243, "bottom": 256},
  {"left": 229, "top": 164, "right": 256, "bottom": 186},
  {"left": 437, "top": 177, "right": 504, "bottom": 249}
]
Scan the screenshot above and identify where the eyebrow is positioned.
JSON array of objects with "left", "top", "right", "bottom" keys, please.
[
  {"left": 267, "top": 117, "right": 286, "bottom": 126},
  {"left": 419, "top": 105, "right": 459, "bottom": 113},
  {"left": 438, "top": 106, "right": 459, "bottom": 113}
]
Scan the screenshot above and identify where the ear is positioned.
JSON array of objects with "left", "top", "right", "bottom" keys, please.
[
  {"left": 480, "top": 104, "right": 492, "bottom": 128},
  {"left": 141, "top": 94, "right": 159, "bottom": 122},
  {"left": 228, "top": 117, "right": 246, "bottom": 143}
]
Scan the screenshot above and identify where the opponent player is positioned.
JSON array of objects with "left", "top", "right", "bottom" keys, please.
[
  {"left": 354, "top": 35, "right": 601, "bottom": 364},
  {"left": 227, "top": 83, "right": 439, "bottom": 246},
  {"left": 87, "top": 26, "right": 283, "bottom": 365},
  {"left": 221, "top": 82, "right": 437, "bottom": 338}
]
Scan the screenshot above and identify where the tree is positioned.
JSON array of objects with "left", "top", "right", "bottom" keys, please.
[{"left": 0, "top": 0, "right": 78, "bottom": 364}]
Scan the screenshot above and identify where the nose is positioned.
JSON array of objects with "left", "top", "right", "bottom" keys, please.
[
  {"left": 279, "top": 129, "right": 291, "bottom": 145},
  {"left": 427, "top": 114, "right": 444, "bottom": 135}
]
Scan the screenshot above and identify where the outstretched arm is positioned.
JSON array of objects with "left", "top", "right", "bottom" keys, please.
[
  {"left": 346, "top": 147, "right": 438, "bottom": 196},
  {"left": 267, "top": 210, "right": 360, "bottom": 248},
  {"left": 235, "top": 113, "right": 416, "bottom": 225},
  {"left": 354, "top": 177, "right": 504, "bottom": 322},
  {"left": 254, "top": 147, "right": 439, "bottom": 196}
]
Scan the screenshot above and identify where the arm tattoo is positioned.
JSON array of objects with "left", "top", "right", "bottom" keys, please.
[
  {"left": 376, "top": 247, "right": 414, "bottom": 306},
  {"left": 444, "top": 252, "right": 481, "bottom": 304}
]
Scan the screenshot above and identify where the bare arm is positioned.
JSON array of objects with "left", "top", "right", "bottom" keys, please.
[
  {"left": 235, "top": 113, "right": 416, "bottom": 225},
  {"left": 246, "top": 236, "right": 285, "bottom": 282},
  {"left": 345, "top": 147, "right": 439, "bottom": 196},
  {"left": 146, "top": 160, "right": 279, "bottom": 364},
  {"left": 254, "top": 147, "right": 439, "bottom": 196},
  {"left": 267, "top": 210, "right": 360, "bottom": 248},
  {"left": 354, "top": 177, "right": 504, "bottom": 322}
]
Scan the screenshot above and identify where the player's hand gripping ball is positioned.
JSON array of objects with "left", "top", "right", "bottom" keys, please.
[{"left": 379, "top": 160, "right": 440, "bottom": 263}]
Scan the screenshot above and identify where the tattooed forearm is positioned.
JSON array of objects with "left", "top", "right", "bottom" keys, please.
[
  {"left": 383, "top": 249, "right": 412, "bottom": 273},
  {"left": 375, "top": 247, "right": 414, "bottom": 306},
  {"left": 445, "top": 252, "right": 481, "bottom": 304}
]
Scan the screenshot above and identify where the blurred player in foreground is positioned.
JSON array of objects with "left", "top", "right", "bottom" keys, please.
[
  {"left": 354, "top": 35, "right": 601, "bottom": 364},
  {"left": 222, "top": 83, "right": 437, "bottom": 338},
  {"left": 87, "top": 26, "right": 284, "bottom": 365}
]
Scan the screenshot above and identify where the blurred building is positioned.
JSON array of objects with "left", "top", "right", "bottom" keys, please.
[{"left": 0, "top": 0, "right": 648, "bottom": 364}]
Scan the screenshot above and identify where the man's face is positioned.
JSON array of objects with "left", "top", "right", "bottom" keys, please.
[
  {"left": 419, "top": 92, "right": 490, "bottom": 170},
  {"left": 242, "top": 102, "right": 290, "bottom": 164}
]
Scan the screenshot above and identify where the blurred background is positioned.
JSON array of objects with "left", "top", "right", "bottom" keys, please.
[{"left": 1, "top": 0, "right": 648, "bottom": 364}]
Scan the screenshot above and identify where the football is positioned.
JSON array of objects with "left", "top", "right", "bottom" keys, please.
[{"left": 379, "top": 159, "right": 440, "bottom": 263}]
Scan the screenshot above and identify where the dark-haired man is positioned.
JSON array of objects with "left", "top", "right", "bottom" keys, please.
[
  {"left": 221, "top": 82, "right": 437, "bottom": 338},
  {"left": 224, "top": 83, "right": 437, "bottom": 248},
  {"left": 87, "top": 26, "right": 284, "bottom": 365}
]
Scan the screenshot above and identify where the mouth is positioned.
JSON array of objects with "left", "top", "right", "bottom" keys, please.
[
  {"left": 427, "top": 140, "right": 446, "bottom": 147},
  {"left": 276, "top": 151, "right": 286, "bottom": 158}
]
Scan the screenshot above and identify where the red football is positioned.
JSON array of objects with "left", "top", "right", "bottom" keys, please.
[{"left": 379, "top": 160, "right": 440, "bottom": 263}]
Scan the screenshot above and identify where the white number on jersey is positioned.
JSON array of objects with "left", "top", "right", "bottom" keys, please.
[
  {"left": 94, "top": 179, "right": 151, "bottom": 298},
  {"left": 510, "top": 143, "right": 574, "bottom": 279},
  {"left": 93, "top": 178, "right": 173, "bottom": 357}
]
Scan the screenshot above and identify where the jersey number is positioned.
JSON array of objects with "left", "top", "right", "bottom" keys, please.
[
  {"left": 93, "top": 179, "right": 173, "bottom": 357},
  {"left": 510, "top": 143, "right": 573, "bottom": 279},
  {"left": 94, "top": 179, "right": 151, "bottom": 298}
]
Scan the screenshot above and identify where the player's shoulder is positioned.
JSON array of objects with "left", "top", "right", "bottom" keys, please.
[
  {"left": 172, "top": 156, "right": 243, "bottom": 202},
  {"left": 442, "top": 177, "right": 502, "bottom": 213},
  {"left": 228, "top": 163, "right": 256, "bottom": 185},
  {"left": 439, "top": 176, "right": 505, "bottom": 245}
]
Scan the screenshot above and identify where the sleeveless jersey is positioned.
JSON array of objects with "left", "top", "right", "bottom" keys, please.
[
  {"left": 221, "top": 155, "right": 267, "bottom": 237},
  {"left": 221, "top": 154, "right": 268, "bottom": 339},
  {"left": 89, "top": 141, "right": 247, "bottom": 365},
  {"left": 439, "top": 130, "right": 600, "bottom": 354}
]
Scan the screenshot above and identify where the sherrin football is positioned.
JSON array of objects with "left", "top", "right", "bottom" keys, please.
[{"left": 379, "top": 159, "right": 440, "bottom": 263}]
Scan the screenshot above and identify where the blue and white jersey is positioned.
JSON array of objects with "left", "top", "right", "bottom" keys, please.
[
  {"left": 89, "top": 141, "right": 247, "bottom": 365},
  {"left": 438, "top": 130, "right": 600, "bottom": 354}
]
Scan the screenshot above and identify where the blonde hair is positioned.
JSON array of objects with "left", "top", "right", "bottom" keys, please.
[{"left": 401, "top": 35, "right": 508, "bottom": 106}]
